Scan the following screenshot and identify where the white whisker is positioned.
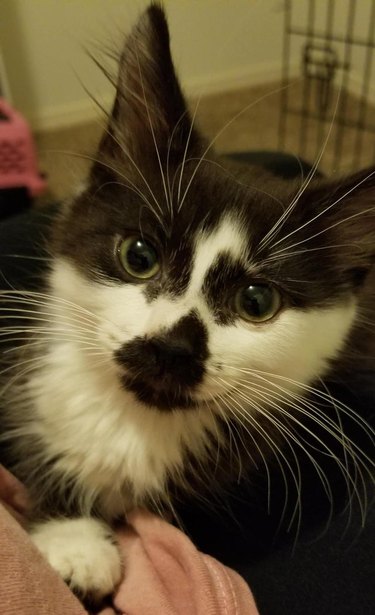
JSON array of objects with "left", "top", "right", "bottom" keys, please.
[
  {"left": 177, "top": 97, "right": 201, "bottom": 210},
  {"left": 136, "top": 52, "right": 171, "bottom": 216},
  {"left": 178, "top": 81, "right": 296, "bottom": 212},
  {"left": 257, "top": 83, "right": 343, "bottom": 254}
]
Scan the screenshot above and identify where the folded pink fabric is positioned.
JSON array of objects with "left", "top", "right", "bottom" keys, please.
[
  {"left": 0, "top": 465, "right": 259, "bottom": 615},
  {"left": 111, "top": 510, "right": 259, "bottom": 615},
  {"left": 0, "top": 465, "right": 30, "bottom": 526},
  {"left": 0, "top": 503, "right": 87, "bottom": 615}
]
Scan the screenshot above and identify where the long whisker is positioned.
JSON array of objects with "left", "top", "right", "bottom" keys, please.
[
  {"left": 257, "top": 82, "right": 343, "bottom": 254},
  {"left": 136, "top": 52, "right": 171, "bottom": 216},
  {"left": 177, "top": 97, "right": 201, "bottom": 210},
  {"left": 179, "top": 157, "right": 284, "bottom": 207},
  {"left": 178, "top": 81, "right": 297, "bottom": 212},
  {"left": 100, "top": 121, "right": 168, "bottom": 227},
  {"left": 260, "top": 242, "right": 363, "bottom": 265},
  {"left": 220, "top": 381, "right": 304, "bottom": 536},
  {"left": 73, "top": 53, "right": 166, "bottom": 220},
  {"left": 270, "top": 171, "right": 375, "bottom": 256},
  {"left": 216, "top": 364, "right": 372, "bottom": 531},
  {"left": 212, "top": 393, "right": 245, "bottom": 482},
  {"left": 210, "top": 376, "right": 289, "bottom": 518},
  {"left": 235, "top": 376, "right": 370, "bottom": 485},
  {"left": 238, "top": 376, "right": 369, "bottom": 519},
  {"left": 44, "top": 145, "right": 166, "bottom": 230},
  {"left": 0, "top": 290, "right": 118, "bottom": 331},
  {"left": 0, "top": 309, "right": 98, "bottom": 335},
  {"left": 231, "top": 381, "right": 339, "bottom": 531},
  {"left": 318, "top": 377, "right": 358, "bottom": 532},
  {"left": 222, "top": 365, "right": 375, "bottom": 448},
  {"left": 166, "top": 109, "right": 190, "bottom": 207}
]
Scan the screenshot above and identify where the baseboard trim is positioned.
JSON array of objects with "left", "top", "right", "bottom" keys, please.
[
  {"left": 347, "top": 71, "right": 375, "bottom": 106},
  {"left": 30, "top": 61, "right": 296, "bottom": 132},
  {"left": 30, "top": 96, "right": 114, "bottom": 133},
  {"left": 185, "top": 61, "right": 294, "bottom": 98},
  {"left": 30, "top": 61, "right": 371, "bottom": 133}
]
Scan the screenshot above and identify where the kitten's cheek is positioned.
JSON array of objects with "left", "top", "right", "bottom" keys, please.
[
  {"left": 30, "top": 518, "right": 123, "bottom": 603},
  {"left": 97, "top": 322, "right": 125, "bottom": 354},
  {"left": 194, "top": 376, "right": 229, "bottom": 400}
]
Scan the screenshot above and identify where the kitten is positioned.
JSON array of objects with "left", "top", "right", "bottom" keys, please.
[{"left": 0, "top": 2, "right": 374, "bottom": 604}]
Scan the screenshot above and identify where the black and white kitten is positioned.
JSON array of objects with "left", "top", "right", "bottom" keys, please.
[{"left": 1, "top": 3, "right": 374, "bottom": 603}]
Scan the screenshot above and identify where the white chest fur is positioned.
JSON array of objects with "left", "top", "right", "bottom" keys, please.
[{"left": 28, "top": 340, "right": 217, "bottom": 519}]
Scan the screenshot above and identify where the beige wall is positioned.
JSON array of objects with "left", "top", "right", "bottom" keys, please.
[
  {"left": 287, "top": 0, "right": 375, "bottom": 101},
  {"left": 0, "top": 0, "right": 286, "bottom": 129},
  {"left": 1, "top": 1, "right": 373, "bottom": 130}
]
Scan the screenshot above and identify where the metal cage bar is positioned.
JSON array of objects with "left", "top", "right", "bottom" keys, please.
[{"left": 278, "top": 0, "right": 375, "bottom": 173}]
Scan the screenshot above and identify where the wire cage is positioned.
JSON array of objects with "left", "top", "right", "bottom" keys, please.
[{"left": 279, "top": 0, "right": 375, "bottom": 174}]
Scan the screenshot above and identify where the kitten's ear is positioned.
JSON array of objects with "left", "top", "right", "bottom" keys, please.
[{"left": 96, "top": 4, "right": 198, "bottom": 168}]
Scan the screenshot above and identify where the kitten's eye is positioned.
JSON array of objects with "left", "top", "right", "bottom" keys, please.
[
  {"left": 118, "top": 236, "right": 160, "bottom": 280},
  {"left": 235, "top": 284, "right": 281, "bottom": 323}
]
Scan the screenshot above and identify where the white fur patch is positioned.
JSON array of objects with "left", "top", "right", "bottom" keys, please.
[
  {"left": 31, "top": 517, "right": 122, "bottom": 599},
  {"left": 28, "top": 338, "right": 216, "bottom": 515},
  {"left": 29, "top": 259, "right": 217, "bottom": 515},
  {"left": 205, "top": 301, "right": 356, "bottom": 406},
  {"left": 25, "top": 211, "right": 357, "bottom": 518},
  {"left": 188, "top": 216, "right": 248, "bottom": 296}
]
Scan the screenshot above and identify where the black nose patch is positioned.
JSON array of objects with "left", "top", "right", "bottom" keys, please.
[{"left": 115, "top": 311, "right": 209, "bottom": 409}]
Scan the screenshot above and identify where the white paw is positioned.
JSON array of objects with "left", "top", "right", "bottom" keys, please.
[{"left": 31, "top": 517, "right": 122, "bottom": 601}]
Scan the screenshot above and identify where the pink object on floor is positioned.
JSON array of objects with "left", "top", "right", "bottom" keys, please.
[
  {"left": 0, "top": 465, "right": 260, "bottom": 615},
  {"left": 0, "top": 98, "right": 46, "bottom": 197}
]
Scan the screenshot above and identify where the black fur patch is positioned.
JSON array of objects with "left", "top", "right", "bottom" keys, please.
[
  {"left": 115, "top": 311, "right": 208, "bottom": 410},
  {"left": 202, "top": 253, "right": 248, "bottom": 325}
]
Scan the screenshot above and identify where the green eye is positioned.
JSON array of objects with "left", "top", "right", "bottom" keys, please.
[
  {"left": 235, "top": 283, "right": 281, "bottom": 322},
  {"left": 118, "top": 236, "right": 160, "bottom": 280}
]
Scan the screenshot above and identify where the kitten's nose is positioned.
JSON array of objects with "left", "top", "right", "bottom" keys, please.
[
  {"left": 148, "top": 336, "right": 194, "bottom": 369},
  {"left": 115, "top": 311, "right": 208, "bottom": 388}
]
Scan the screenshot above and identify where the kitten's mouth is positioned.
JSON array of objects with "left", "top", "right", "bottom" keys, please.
[{"left": 120, "top": 374, "right": 198, "bottom": 411}]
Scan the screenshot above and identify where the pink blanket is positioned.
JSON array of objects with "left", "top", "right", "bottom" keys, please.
[{"left": 0, "top": 465, "right": 259, "bottom": 615}]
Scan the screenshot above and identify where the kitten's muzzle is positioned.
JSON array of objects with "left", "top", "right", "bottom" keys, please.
[
  {"left": 114, "top": 313, "right": 209, "bottom": 409},
  {"left": 115, "top": 336, "right": 205, "bottom": 388}
]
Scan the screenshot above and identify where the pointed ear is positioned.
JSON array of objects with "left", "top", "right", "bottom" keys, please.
[{"left": 95, "top": 4, "right": 198, "bottom": 170}]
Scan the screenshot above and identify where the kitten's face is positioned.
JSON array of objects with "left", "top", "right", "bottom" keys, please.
[
  {"left": 50, "top": 6, "right": 374, "bottom": 420},
  {"left": 50, "top": 177, "right": 355, "bottom": 417}
]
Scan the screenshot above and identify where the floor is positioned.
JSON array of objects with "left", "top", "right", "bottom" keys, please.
[{"left": 34, "top": 80, "right": 375, "bottom": 203}]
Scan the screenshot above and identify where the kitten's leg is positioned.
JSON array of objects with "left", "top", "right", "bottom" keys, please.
[{"left": 30, "top": 517, "right": 122, "bottom": 603}]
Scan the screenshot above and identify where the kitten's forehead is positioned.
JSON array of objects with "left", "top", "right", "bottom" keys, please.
[
  {"left": 189, "top": 216, "right": 248, "bottom": 295},
  {"left": 118, "top": 216, "right": 249, "bottom": 335}
]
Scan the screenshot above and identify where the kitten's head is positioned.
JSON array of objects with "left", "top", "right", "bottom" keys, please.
[{"left": 50, "top": 4, "right": 375, "bottom": 420}]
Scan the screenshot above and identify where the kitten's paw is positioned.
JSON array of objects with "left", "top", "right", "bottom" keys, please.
[{"left": 30, "top": 517, "right": 122, "bottom": 603}]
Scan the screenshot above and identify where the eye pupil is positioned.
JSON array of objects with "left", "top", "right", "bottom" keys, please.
[
  {"left": 242, "top": 285, "right": 272, "bottom": 317},
  {"left": 119, "top": 237, "right": 159, "bottom": 279},
  {"left": 236, "top": 284, "right": 281, "bottom": 322},
  {"left": 128, "top": 240, "right": 155, "bottom": 273}
]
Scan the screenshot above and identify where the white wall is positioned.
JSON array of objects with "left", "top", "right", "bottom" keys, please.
[{"left": 0, "top": 0, "right": 286, "bottom": 129}]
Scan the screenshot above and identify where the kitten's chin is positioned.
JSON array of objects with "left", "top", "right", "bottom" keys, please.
[{"left": 119, "top": 374, "right": 199, "bottom": 411}]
